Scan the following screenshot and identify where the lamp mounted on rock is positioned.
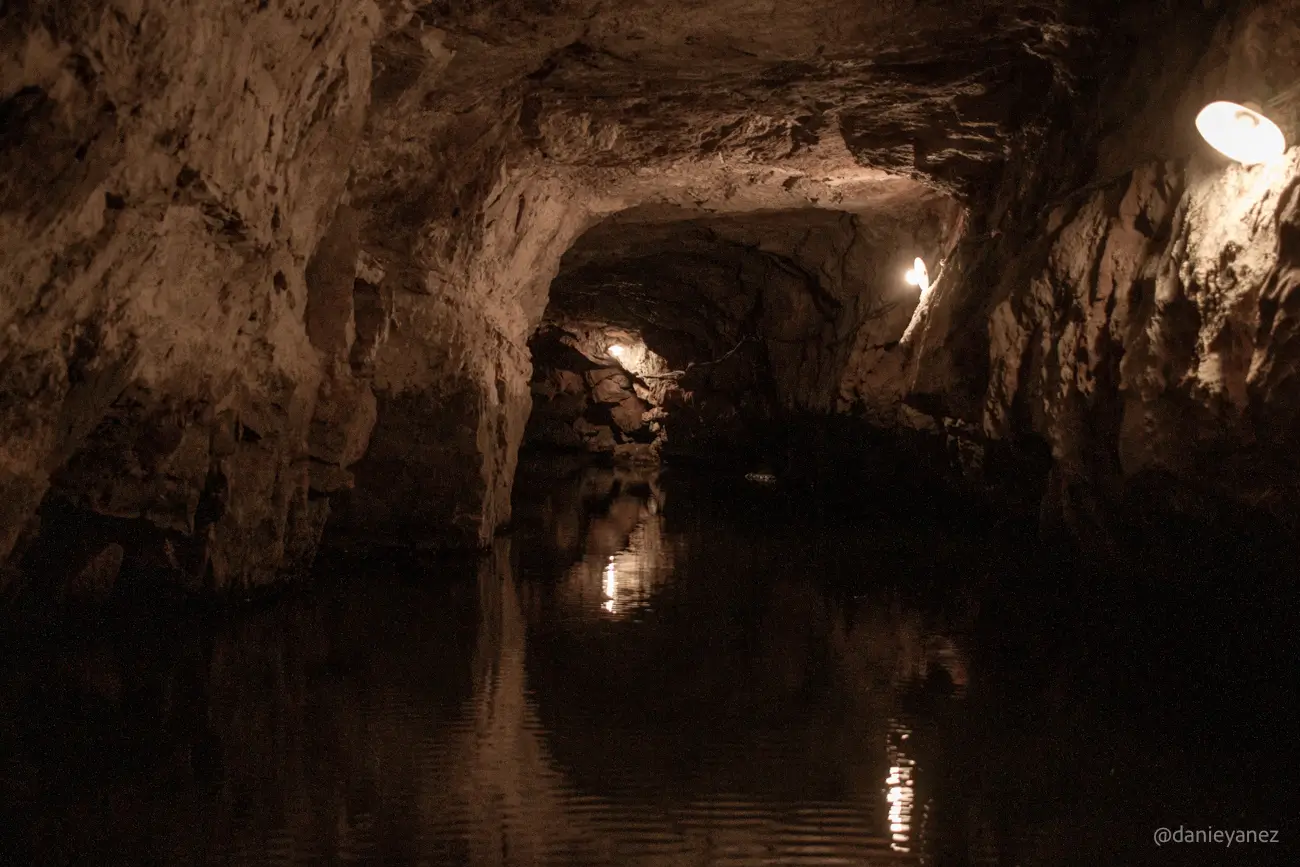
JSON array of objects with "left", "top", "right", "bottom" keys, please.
[
  {"left": 608, "top": 344, "right": 626, "bottom": 358},
  {"left": 1195, "top": 81, "right": 1300, "bottom": 165},
  {"left": 904, "top": 257, "right": 931, "bottom": 294}
]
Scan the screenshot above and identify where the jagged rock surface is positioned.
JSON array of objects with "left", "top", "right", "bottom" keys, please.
[
  {"left": 336, "top": 0, "right": 1145, "bottom": 548},
  {"left": 525, "top": 325, "right": 665, "bottom": 459},
  {"left": 907, "top": 0, "right": 1300, "bottom": 543},
  {"left": 4, "top": 0, "right": 1299, "bottom": 598},
  {"left": 1, "top": 0, "right": 378, "bottom": 594}
]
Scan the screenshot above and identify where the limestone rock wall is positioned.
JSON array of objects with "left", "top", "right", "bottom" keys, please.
[
  {"left": 337, "top": 161, "right": 590, "bottom": 547},
  {"left": 4, "top": 0, "right": 1291, "bottom": 596},
  {"left": 326, "top": 0, "right": 1116, "bottom": 550},
  {"left": 0, "top": 1, "right": 378, "bottom": 594},
  {"left": 979, "top": 151, "right": 1300, "bottom": 542},
  {"left": 524, "top": 324, "right": 667, "bottom": 461},
  {"left": 909, "top": 0, "right": 1300, "bottom": 542}
]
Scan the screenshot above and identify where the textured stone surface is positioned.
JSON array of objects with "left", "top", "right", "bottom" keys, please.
[
  {"left": 4, "top": 0, "right": 1299, "bottom": 596},
  {"left": 524, "top": 325, "right": 666, "bottom": 456},
  {"left": 1, "top": 0, "right": 376, "bottom": 591},
  {"left": 908, "top": 0, "right": 1300, "bottom": 541},
  {"left": 336, "top": 0, "right": 1160, "bottom": 543}
]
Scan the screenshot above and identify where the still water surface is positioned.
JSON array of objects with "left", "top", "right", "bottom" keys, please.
[{"left": 2, "top": 460, "right": 1296, "bottom": 865}]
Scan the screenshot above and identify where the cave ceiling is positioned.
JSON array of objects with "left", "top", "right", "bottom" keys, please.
[
  {"left": 545, "top": 204, "right": 955, "bottom": 344},
  {"left": 358, "top": 0, "right": 1171, "bottom": 243}
]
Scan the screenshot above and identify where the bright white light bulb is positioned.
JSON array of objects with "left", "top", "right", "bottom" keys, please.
[
  {"left": 1196, "top": 101, "right": 1286, "bottom": 165},
  {"left": 608, "top": 344, "right": 626, "bottom": 357},
  {"left": 904, "top": 257, "right": 930, "bottom": 292}
]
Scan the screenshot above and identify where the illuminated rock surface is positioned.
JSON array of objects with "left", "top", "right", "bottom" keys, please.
[{"left": 4, "top": 0, "right": 1300, "bottom": 594}]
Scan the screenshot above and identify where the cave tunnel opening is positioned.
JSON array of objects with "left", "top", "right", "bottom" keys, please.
[{"left": 524, "top": 197, "right": 963, "bottom": 493}]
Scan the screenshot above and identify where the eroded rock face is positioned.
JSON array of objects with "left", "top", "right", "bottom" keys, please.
[
  {"left": 1, "top": 1, "right": 378, "bottom": 593},
  {"left": 4, "top": 0, "right": 1297, "bottom": 596},
  {"left": 333, "top": 0, "right": 1160, "bottom": 549},
  {"left": 525, "top": 324, "right": 667, "bottom": 460},
  {"left": 908, "top": 0, "right": 1300, "bottom": 544},
  {"left": 979, "top": 155, "right": 1300, "bottom": 543}
]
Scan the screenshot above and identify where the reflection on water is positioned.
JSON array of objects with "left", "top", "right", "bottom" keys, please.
[
  {"left": 489, "top": 461, "right": 953, "bottom": 864},
  {"left": 554, "top": 467, "right": 670, "bottom": 618},
  {"left": 1, "top": 459, "right": 1296, "bottom": 866},
  {"left": 887, "top": 720, "right": 916, "bottom": 854}
]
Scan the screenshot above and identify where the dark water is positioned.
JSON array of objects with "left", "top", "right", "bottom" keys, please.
[{"left": 1, "top": 459, "right": 1297, "bottom": 866}]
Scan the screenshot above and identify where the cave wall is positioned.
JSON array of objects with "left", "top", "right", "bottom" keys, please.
[
  {"left": 333, "top": 170, "right": 590, "bottom": 548},
  {"left": 909, "top": 0, "right": 1300, "bottom": 543},
  {"left": 325, "top": 0, "right": 1110, "bottom": 552},
  {"left": 8, "top": 0, "right": 987, "bottom": 588},
  {"left": 5, "top": 0, "right": 1294, "bottom": 597},
  {"left": 0, "top": 1, "right": 378, "bottom": 596},
  {"left": 524, "top": 324, "right": 667, "bottom": 460}
]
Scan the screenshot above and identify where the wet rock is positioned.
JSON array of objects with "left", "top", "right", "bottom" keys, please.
[
  {"left": 305, "top": 205, "right": 361, "bottom": 359},
  {"left": 908, "top": 0, "right": 1300, "bottom": 538},
  {"left": 526, "top": 326, "right": 668, "bottom": 453},
  {"left": 309, "top": 371, "right": 378, "bottom": 469},
  {"left": 555, "top": 370, "right": 587, "bottom": 395},
  {"left": 586, "top": 369, "right": 630, "bottom": 389},
  {"left": 0, "top": 0, "right": 375, "bottom": 585},
  {"left": 573, "top": 418, "right": 617, "bottom": 452},
  {"left": 531, "top": 379, "right": 559, "bottom": 401},
  {"left": 350, "top": 278, "right": 394, "bottom": 375}
]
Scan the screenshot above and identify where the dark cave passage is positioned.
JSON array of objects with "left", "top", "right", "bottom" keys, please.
[
  {"left": 4, "top": 0, "right": 1300, "bottom": 865},
  {"left": 525, "top": 201, "right": 960, "bottom": 472}
]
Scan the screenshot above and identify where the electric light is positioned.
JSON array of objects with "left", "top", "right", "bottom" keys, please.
[
  {"left": 904, "top": 257, "right": 930, "bottom": 292},
  {"left": 608, "top": 344, "right": 626, "bottom": 357},
  {"left": 1195, "top": 101, "right": 1286, "bottom": 165}
]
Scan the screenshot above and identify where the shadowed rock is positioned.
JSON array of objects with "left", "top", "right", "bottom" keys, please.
[{"left": 4, "top": 0, "right": 1300, "bottom": 594}]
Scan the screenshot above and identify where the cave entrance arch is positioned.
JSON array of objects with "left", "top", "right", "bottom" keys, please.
[
  {"left": 523, "top": 200, "right": 962, "bottom": 473},
  {"left": 338, "top": 157, "right": 965, "bottom": 556}
]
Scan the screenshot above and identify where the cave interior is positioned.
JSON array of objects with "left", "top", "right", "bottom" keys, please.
[
  {"left": 6, "top": 0, "right": 1300, "bottom": 601},
  {"left": 4, "top": 0, "right": 1300, "bottom": 863}
]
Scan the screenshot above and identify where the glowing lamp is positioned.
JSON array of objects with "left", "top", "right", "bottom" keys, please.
[
  {"left": 1196, "top": 100, "right": 1286, "bottom": 164},
  {"left": 904, "top": 257, "right": 930, "bottom": 292},
  {"left": 608, "top": 344, "right": 626, "bottom": 357}
]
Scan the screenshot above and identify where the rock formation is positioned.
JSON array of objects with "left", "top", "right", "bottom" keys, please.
[
  {"left": 2, "top": 0, "right": 378, "bottom": 597},
  {"left": 3, "top": 0, "right": 1299, "bottom": 599},
  {"left": 908, "top": 0, "right": 1300, "bottom": 546},
  {"left": 525, "top": 324, "right": 668, "bottom": 461}
]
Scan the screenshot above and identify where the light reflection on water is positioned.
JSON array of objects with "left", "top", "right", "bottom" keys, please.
[
  {"left": 886, "top": 721, "right": 917, "bottom": 854},
  {"left": 564, "top": 469, "right": 672, "bottom": 618},
  {"left": 6, "top": 461, "right": 974, "bottom": 865},
  {"left": 491, "top": 461, "right": 965, "bottom": 865},
  {"left": 11, "top": 460, "right": 1292, "bottom": 866}
]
